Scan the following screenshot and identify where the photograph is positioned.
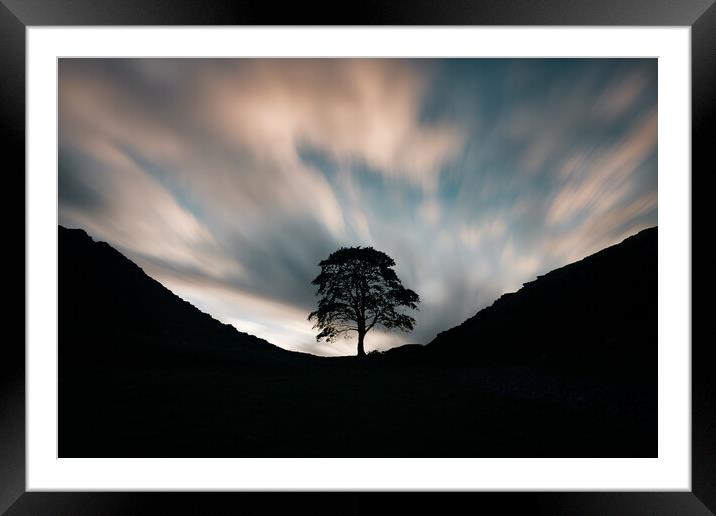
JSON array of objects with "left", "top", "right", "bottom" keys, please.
[{"left": 57, "top": 57, "right": 658, "bottom": 458}]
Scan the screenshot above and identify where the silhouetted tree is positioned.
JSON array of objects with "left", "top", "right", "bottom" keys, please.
[{"left": 308, "top": 247, "right": 420, "bottom": 357}]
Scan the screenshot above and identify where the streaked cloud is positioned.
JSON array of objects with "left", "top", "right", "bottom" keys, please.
[{"left": 59, "top": 58, "right": 657, "bottom": 356}]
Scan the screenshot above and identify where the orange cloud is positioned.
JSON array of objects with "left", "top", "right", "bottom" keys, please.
[
  {"left": 546, "top": 110, "right": 657, "bottom": 227},
  {"left": 204, "top": 59, "right": 466, "bottom": 191}
]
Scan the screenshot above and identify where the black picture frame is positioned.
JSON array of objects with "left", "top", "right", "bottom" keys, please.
[{"left": 2, "top": 1, "right": 710, "bottom": 514}]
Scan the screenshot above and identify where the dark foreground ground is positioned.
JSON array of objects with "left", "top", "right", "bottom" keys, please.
[{"left": 60, "top": 353, "right": 655, "bottom": 457}]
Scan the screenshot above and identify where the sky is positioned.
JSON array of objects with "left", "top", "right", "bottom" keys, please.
[{"left": 58, "top": 58, "right": 657, "bottom": 356}]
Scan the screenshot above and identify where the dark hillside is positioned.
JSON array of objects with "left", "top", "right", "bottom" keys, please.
[
  {"left": 59, "top": 226, "right": 306, "bottom": 370},
  {"left": 59, "top": 226, "right": 656, "bottom": 458},
  {"left": 428, "top": 227, "right": 657, "bottom": 377}
]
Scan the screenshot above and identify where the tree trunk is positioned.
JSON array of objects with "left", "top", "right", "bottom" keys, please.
[{"left": 357, "top": 330, "right": 366, "bottom": 357}]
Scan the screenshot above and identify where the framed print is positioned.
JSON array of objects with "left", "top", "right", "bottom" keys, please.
[{"left": 3, "top": 1, "right": 711, "bottom": 514}]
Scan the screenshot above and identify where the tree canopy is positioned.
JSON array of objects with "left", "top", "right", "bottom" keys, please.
[{"left": 308, "top": 246, "right": 420, "bottom": 356}]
